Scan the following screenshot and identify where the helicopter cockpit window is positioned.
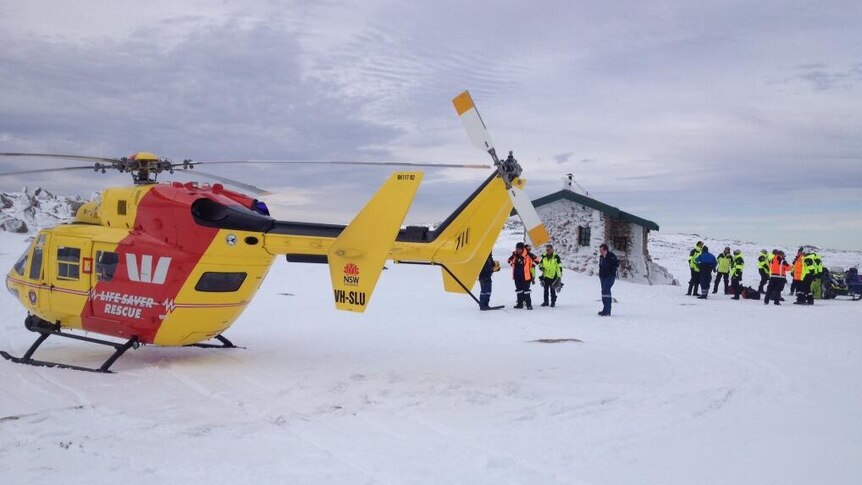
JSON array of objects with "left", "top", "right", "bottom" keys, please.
[
  {"left": 13, "top": 244, "right": 30, "bottom": 276},
  {"left": 195, "top": 272, "right": 247, "bottom": 292},
  {"left": 57, "top": 247, "right": 81, "bottom": 280},
  {"left": 28, "top": 235, "right": 46, "bottom": 281},
  {"left": 95, "top": 251, "right": 119, "bottom": 282}
]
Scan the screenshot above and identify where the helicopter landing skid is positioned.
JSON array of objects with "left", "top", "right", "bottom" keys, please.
[
  {"left": 0, "top": 316, "right": 139, "bottom": 373},
  {"left": 187, "top": 335, "right": 244, "bottom": 349}
]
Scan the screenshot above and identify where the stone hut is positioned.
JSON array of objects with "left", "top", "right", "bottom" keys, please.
[{"left": 526, "top": 182, "right": 674, "bottom": 285}]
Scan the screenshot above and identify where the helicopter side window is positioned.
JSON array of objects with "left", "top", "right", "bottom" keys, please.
[
  {"left": 95, "top": 251, "right": 119, "bottom": 282},
  {"left": 57, "top": 247, "right": 81, "bottom": 280},
  {"left": 195, "top": 272, "right": 247, "bottom": 292}
]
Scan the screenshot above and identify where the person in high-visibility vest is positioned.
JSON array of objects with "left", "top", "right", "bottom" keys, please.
[
  {"left": 730, "top": 250, "right": 745, "bottom": 300},
  {"left": 790, "top": 248, "right": 804, "bottom": 296},
  {"left": 764, "top": 250, "right": 791, "bottom": 305},
  {"left": 796, "top": 251, "right": 819, "bottom": 305},
  {"left": 686, "top": 241, "right": 704, "bottom": 296},
  {"left": 810, "top": 252, "right": 824, "bottom": 300},
  {"left": 713, "top": 246, "right": 732, "bottom": 294},
  {"left": 508, "top": 242, "right": 534, "bottom": 310},
  {"left": 756, "top": 249, "right": 770, "bottom": 294},
  {"left": 538, "top": 244, "right": 563, "bottom": 307}
]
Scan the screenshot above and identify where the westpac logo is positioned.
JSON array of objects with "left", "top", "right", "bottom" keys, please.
[{"left": 126, "top": 253, "right": 172, "bottom": 285}]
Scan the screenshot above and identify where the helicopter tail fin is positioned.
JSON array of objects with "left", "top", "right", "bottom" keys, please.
[
  {"left": 431, "top": 174, "right": 512, "bottom": 293},
  {"left": 392, "top": 173, "right": 513, "bottom": 293},
  {"left": 327, "top": 172, "right": 423, "bottom": 312}
]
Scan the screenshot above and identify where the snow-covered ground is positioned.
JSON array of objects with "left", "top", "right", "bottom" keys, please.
[{"left": 1, "top": 228, "right": 861, "bottom": 485}]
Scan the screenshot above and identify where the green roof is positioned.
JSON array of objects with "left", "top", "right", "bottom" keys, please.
[{"left": 519, "top": 190, "right": 660, "bottom": 231}]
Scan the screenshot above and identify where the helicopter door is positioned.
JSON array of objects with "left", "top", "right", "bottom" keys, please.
[
  {"left": 47, "top": 235, "right": 93, "bottom": 323},
  {"left": 22, "top": 233, "right": 51, "bottom": 316},
  {"left": 89, "top": 243, "right": 121, "bottom": 318}
]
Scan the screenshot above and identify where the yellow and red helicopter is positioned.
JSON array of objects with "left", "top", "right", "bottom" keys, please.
[{"left": 0, "top": 91, "right": 549, "bottom": 372}]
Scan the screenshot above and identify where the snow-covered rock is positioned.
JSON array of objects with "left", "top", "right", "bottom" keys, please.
[{"left": 0, "top": 187, "right": 86, "bottom": 234}]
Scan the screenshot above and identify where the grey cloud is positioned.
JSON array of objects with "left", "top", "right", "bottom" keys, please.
[
  {"left": 552, "top": 152, "right": 574, "bottom": 163},
  {"left": 0, "top": 22, "right": 400, "bottom": 161},
  {"left": 795, "top": 63, "right": 862, "bottom": 91}
]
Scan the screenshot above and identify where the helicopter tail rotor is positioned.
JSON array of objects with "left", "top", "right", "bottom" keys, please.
[{"left": 451, "top": 90, "right": 550, "bottom": 247}]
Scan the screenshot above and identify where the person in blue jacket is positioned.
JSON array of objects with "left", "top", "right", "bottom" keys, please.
[
  {"left": 695, "top": 246, "right": 717, "bottom": 300},
  {"left": 478, "top": 253, "right": 496, "bottom": 310},
  {"left": 598, "top": 243, "right": 618, "bottom": 316}
]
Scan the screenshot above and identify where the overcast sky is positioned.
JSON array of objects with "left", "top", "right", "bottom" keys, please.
[{"left": 1, "top": 0, "right": 860, "bottom": 249}]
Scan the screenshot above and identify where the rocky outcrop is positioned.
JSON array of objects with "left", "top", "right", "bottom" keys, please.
[{"left": 0, "top": 187, "right": 86, "bottom": 234}]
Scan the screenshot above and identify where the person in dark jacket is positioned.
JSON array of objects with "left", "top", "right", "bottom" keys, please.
[
  {"left": 507, "top": 242, "right": 534, "bottom": 309},
  {"left": 478, "top": 253, "right": 496, "bottom": 310},
  {"left": 598, "top": 243, "right": 618, "bottom": 316},
  {"left": 695, "top": 246, "right": 717, "bottom": 299},
  {"left": 713, "top": 247, "right": 732, "bottom": 294}
]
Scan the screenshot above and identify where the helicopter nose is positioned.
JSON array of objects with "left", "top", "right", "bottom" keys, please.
[{"left": 6, "top": 274, "right": 19, "bottom": 299}]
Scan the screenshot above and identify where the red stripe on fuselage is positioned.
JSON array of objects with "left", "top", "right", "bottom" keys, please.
[{"left": 80, "top": 185, "right": 221, "bottom": 343}]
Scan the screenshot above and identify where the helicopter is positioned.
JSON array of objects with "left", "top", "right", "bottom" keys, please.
[{"left": 0, "top": 90, "right": 550, "bottom": 373}]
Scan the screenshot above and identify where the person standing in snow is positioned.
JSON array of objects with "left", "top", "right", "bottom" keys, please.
[
  {"left": 790, "top": 247, "right": 804, "bottom": 296},
  {"left": 686, "top": 241, "right": 704, "bottom": 296},
  {"left": 764, "top": 250, "right": 791, "bottom": 305},
  {"left": 598, "top": 243, "right": 618, "bottom": 316},
  {"left": 508, "top": 242, "right": 534, "bottom": 310},
  {"left": 538, "top": 244, "right": 563, "bottom": 307},
  {"left": 524, "top": 244, "right": 538, "bottom": 287},
  {"left": 796, "top": 250, "right": 818, "bottom": 305},
  {"left": 478, "top": 253, "right": 497, "bottom": 311},
  {"left": 730, "top": 249, "right": 744, "bottom": 300},
  {"left": 713, "top": 246, "right": 732, "bottom": 294},
  {"left": 695, "top": 246, "right": 717, "bottom": 299},
  {"left": 756, "top": 249, "right": 770, "bottom": 294}
]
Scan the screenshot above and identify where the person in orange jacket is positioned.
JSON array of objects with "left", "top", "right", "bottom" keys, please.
[
  {"left": 764, "top": 250, "right": 791, "bottom": 305},
  {"left": 507, "top": 242, "right": 535, "bottom": 309},
  {"left": 790, "top": 247, "right": 804, "bottom": 296}
]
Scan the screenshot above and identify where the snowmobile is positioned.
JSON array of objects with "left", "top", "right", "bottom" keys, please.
[{"left": 821, "top": 267, "right": 862, "bottom": 301}]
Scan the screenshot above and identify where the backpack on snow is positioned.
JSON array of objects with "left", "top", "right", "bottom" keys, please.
[{"left": 741, "top": 286, "right": 761, "bottom": 300}]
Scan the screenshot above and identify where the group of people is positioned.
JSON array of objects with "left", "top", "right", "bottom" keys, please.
[
  {"left": 479, "top": 241, "right": 619, "bottom": 316},
  {"left": 686, "top": 241, "right": 824, "bottom": 306}
]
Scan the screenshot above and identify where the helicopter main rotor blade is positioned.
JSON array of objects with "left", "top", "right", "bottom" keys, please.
[
  {"left": 171, "top": 168, "right": 272, "bottom": 196},
  {"left": 0, "top": 165, "right": 99, "bottom": 177},
  {"left": 184, "top": 160, "right": 491, "bottom": 169},
  {"left": 0, "top": 152, "right": 118, "bottom": 164},
  {"left": 452, "top": 90, "right": 550, "bottom": 247}
]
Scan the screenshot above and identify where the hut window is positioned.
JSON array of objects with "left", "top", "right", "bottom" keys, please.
[
  {"left": 577, "top": 226, "right": 591, "bottom": 246},
  {"left": 613, "top": 236, "right": 628, "bottom": 252}
]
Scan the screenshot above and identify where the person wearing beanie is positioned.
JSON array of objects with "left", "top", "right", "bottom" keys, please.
[{"left": 507, "top": 242, "right": 535, "bottom": 309}]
